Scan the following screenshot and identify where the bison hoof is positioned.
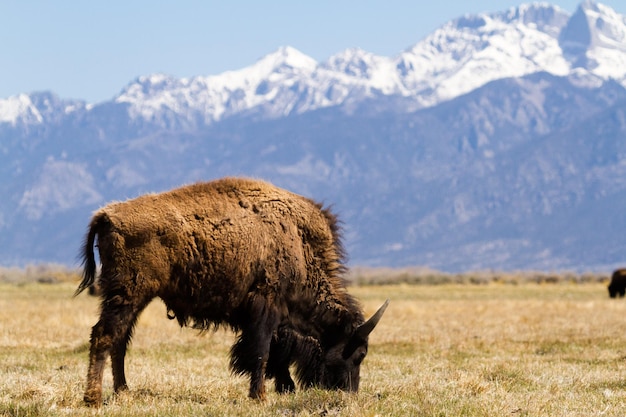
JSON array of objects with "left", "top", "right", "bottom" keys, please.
[
  {"left": 249, "top": 390, "right": 266, "bottom": 401},
  {"left": 276, "top": 380, "right": 296, "bottom": 394},
  {"left": 114, "top": 383, "right": 129, "bottom": 393},
  {"left": 83, "top": 393, "right": 102, "bottom": 408}
]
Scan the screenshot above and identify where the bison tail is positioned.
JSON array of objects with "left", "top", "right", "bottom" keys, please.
[{"left": 74, "top": 214, "right": 103, "bottom": 297}]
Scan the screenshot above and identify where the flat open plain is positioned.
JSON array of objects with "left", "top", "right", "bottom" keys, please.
[{"left": 1, "top": 281, "right": 625, "bottom": 416}]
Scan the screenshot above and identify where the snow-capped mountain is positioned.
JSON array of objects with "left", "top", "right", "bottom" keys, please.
[
  {"left": 87, "top": 2, "right": 626, "bottom": 124},
  {"left": 398, "top": 3, "right": 571, "bottom": 105},
  {"left": 1, "top": 1, "right": 626, "bottom": 272},
  {"left": 559, "top": 0, "right": 626, "bottom": 73},
  {"left": 2, "top": 2, "right": 625, "bottom": 129}
]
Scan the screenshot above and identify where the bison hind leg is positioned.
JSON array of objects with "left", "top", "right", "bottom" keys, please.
[
  {"left": 83, "top": 320, "right": 109, "bottom": 407},
  {"left": 83, "top": 292, "right": 151, "bottom": 407}
]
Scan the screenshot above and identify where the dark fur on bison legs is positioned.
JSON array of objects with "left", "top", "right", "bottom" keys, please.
[
  {"left": 273, "top": 368, "right": 296, "bottom": 394},
  {"left": 265, "top": 326, "right": 297, "bottom": 393},
  {"left": 83, "top": 292, "right": 150, "bottom": 407},
  {"left": 230, "top": 294, "right": 281, "bottom": 400}
]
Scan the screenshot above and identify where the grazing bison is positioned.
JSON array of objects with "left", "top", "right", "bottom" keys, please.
[
  {"left": 75, "top": 177, "right": 388, "bottom": 407},
  {"left": 608, "top": 269, "right": 626, "bottom": 298}
]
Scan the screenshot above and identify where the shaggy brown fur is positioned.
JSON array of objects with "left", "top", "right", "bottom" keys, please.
[{"left": 75, "top": 177, "right": 388, "bottom": 407}]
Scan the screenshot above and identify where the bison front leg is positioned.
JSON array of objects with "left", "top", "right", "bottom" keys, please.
[
  {"left": 248, "top": 317, "right": 280, "bottom": 400},
  {"left": 231, "top": 297, "right": 280, "bottom": 400},
  {"left": 267, "top": 327, "right": 296, "bottom": 393},
  {"left": 273, "top": 367, "right": 296, "bottom": 394}
]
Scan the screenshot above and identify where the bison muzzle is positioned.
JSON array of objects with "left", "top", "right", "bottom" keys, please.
[{"left": 75, "top": 177, "right": 388, "bottom": 406}]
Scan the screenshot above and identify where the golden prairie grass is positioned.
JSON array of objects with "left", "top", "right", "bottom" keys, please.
[
  {"left": 0, "top": 264, "right": 608, "bottom": 286},
  {"left": 1, "top": 280, "right": 626, "bottom": 416},
  {"left": 0, "top": 264, "right": 80, "bottom": 284},
  {"left": 347, "top": 266, "right": 608, "bottom": 285}
]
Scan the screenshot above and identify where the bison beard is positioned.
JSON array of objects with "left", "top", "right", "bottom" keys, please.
[{"left": 75, "top": 177, "right": 388, "bottom": 407}]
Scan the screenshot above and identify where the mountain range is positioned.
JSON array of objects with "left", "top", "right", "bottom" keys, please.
[{"left": 1, "top": 0, "right": 626, "bottom": 272}]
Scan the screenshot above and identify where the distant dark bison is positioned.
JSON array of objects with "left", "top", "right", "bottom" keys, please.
[
  {"left": 608, "top": 269, "right": 626, "bottom": 298},
  {"left": 75, "top": 177, "right": 388, "bottom": 407}
]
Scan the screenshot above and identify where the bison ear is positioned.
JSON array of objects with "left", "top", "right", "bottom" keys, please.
[{"left": 355, "top": 299, "right": 389, "bottom": 339}]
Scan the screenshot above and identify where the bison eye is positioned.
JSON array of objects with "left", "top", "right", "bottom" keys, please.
[{"left": 354, "top": 350, "right": 366, "bottom": 366}]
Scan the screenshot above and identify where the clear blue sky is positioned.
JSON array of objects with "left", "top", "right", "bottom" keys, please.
[{"left": 0, "top": 1, "right": 623, "bottom": 103}]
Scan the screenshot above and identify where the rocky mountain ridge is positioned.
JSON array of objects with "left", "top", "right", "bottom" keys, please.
[{"left": 1, "top": 1, "right": 625, "bottom": 271}]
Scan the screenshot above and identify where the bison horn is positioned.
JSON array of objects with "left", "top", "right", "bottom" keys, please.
[{"left": 355, "top": 299, "right": 389, "bottom": 339}]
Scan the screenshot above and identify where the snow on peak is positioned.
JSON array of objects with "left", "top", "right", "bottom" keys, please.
[
  {"left": 114, "top": 46, "right": 320, "bottom": 124},
  {"left": 207, "top": 46, "right": 317, "bottom": 90},
  {"left": 0, "top": 94, "right": 42, "bottom": 125},
  {"left": 321, "top": 48, "right": 402, "bottom": 93},
  {"left": 136, "top": 74, "right": 181, "bottom": 92},
  {"left": 579, "top": 0, "right": 626, "bottom": 50},
  {"left": 0, "top": 92, "right": 85, "bottom": 126},
  {"left": 398, "top": 3, "right": 572, "bottom": 105},
  {"left": 116, "top": 74, "right": 182, "bottom": 103},
  {"left": 499, "top": 3, "right": 569, "bottom": 36},
  {"left": 561, "top": 1, "right": 626, "bottom": 51},
  {"left": 7, "top": 2, "right": 626, "bottom": 128},
  {"left": 324, "top": 47, "right": 378, "bottom": 77},
  {"left": 112, "top": 2, "right": 626, "bottom": 126},
  {"left": 257, "top": 46, "right": 318, "bottom": 72},
  {"left": 559, "top": 1, "right": 626, "bottom": 78}
]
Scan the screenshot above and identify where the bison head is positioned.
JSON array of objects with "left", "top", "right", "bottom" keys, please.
[{"left": 320, "top": 300, "right": 389, "bottom": 391}]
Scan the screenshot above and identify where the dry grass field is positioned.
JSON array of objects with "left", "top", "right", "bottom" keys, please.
[{"left": 1, "top": 273, "right": 626, "bottom": 416}]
